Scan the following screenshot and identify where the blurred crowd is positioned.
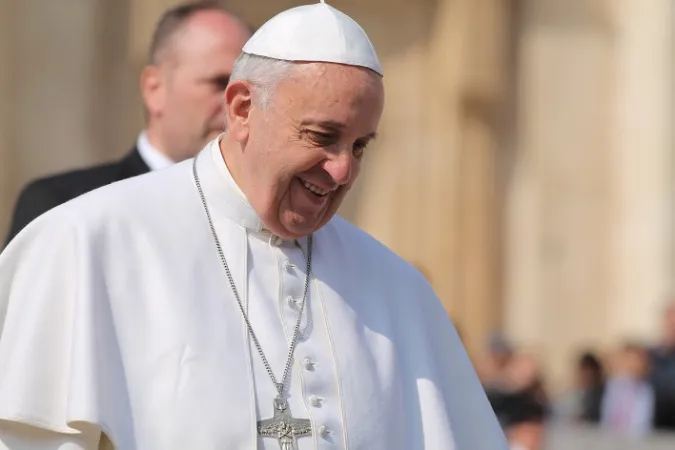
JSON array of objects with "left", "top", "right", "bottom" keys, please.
[{"left": 476, "top": 301, "right": 675, "bottom": 450}]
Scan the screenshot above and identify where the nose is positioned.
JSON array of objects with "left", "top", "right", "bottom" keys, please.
[{"left": 322, "top": 150, "right": 353, "bottom": 186}]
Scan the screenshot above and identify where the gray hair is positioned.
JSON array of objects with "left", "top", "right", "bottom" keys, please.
[{"left": 229, "top": 53, "right": 299, "bottom": 109}]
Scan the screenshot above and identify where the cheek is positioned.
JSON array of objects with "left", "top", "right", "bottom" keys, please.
[
  {"left": 259, "top": 139, "right": 311, "bottom": 178},
  {"left": 178, "top": 84, "right": 220, "bottom": 116},
  {"left": 208, "top": 92, "right": 225, "bottom": 116},
  {"left": 246, "top": 143, "right": 290, "bottom": 192},
  {"left": 166, "top": 88, "right": 199, "bottom": 120},
  {"left": 189, "top": 91, "right": 222, "bottom": 123}
]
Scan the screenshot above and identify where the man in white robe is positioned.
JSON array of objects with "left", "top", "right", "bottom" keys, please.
[{"left": 0, "top": 2, "right": 508, "bottom": 449}]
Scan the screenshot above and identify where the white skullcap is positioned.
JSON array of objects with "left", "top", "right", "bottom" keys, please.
[{"left": 242, "top": 0, "right": 383, "bottom": 76}]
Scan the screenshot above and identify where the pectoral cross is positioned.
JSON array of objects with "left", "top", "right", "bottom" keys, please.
[{"left": 257, "top": 397, "right": 312, "bottom": 450}]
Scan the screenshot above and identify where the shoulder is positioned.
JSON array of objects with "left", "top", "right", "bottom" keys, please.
[
  {"left": 57, "top": 159, "right": 192, "bottom": 219},
  {"left": 14, "top": 160, "right": 193, "bottom": 242},
  {"left": 320, "top": 216, "right": 404, "bottom": 262},
  {"left": 5, "top": 158, "right": 127, "bottom": 245},
  {"left": 318, "top": 216, "right": 435, "bottom": 306},
  {"left": 322, "top": 216, "right": 427, "bottom": 281},
  {"left": 17, "top": 159, "right": 124, "bottom": 201}
]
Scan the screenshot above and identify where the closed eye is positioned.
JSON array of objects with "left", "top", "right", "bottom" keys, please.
[
  {"left": 308, "top": 131, "right": 338, "bottom": 147},
  {"left": 208, "top": 75, "right": 230, "bottom": 92},
  {"left": 353, "top": 140, "right": 370, "bottom": 158}
]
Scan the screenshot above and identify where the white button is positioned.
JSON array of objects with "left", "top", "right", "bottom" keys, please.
[
  {"left": 302, "top": 357, "right": 315, "bottom": 370},
  {"left": 269, "top": 235, "right": 284, "bottom": 246},
  {"left": 310, "top": 396, "right": 322, "bottom": 407},
  {"left": 286, "top": 296, "right": 298, "bottom": 308},
  {"left": 319, "top": 425, "right": 331, "bottom": 437},
  {"left": 283, "top": 260, "right": 296, "bottom": 270}
]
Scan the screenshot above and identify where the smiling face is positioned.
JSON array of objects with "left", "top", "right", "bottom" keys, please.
[{"left": 223, "top": 62, "right": 385, "bottom": 239}]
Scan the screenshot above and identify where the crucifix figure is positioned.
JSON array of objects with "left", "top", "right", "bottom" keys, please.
[{"left": 258, "top": 397, "right": 312, "bottom": 450}]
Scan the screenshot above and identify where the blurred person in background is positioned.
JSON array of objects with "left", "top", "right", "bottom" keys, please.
[
  {"left": 478, "top": 334, "right": 549, "bottom": 450},
  {"left": 4, "top": 1, "right": 251, "bottom": 246},
  {"left": 649, "top": 300, "right": 675, "bottom": 432},
  {"left": 553, "top": 351, "right": 606, "bottom": 424},
  {"left": 478, "top": 332, "right": 514, "bottom": 391},
  {"left": 487, "top": 352, "right": 549, "bottom": 450},
  {"left": 600, "top": 342, "right": 654, "bottom": 438}
]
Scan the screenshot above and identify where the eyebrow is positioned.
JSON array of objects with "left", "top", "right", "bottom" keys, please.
[
  {"left": 301, "top": 119, "right": 378, "bottom": 140},
  {"left": 197, "top": 73, "right": 231, "bottom": 84}
]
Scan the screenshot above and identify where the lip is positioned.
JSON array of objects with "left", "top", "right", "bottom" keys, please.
[
  {"left": 297, "top": 177, "right": 335, "bottom": 193},
  {"left": 293, "top": 177, "right": 330, "bottom": 207}
]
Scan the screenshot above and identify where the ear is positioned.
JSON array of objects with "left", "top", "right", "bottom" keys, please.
[
  {"left": 140, "top": 65, "right": 166, "bottom": 117},
  {"left": 225, "top": 80, "right": 254, "bottom": 142}
]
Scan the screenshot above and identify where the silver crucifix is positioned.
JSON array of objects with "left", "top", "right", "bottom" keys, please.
[{"left": 257, "top": 397, "right": 312, "bottom": 450}]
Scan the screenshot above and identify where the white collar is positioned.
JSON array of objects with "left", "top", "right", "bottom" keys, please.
[
  {"left": 214, "top": 135, "right": 248, "bottom": 202},
  {"left": 196, "top": 136, "right": 299, "bottom": 246},
  {"left": 197, "top": 136, "right": 264, "bottom": 232},
  {"left": 136, "top": 131, "right": 175, "bottom": 171}
]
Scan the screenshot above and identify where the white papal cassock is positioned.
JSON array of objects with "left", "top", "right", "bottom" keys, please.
[{"left": 0, "top": 137, "right": 508, "bottom": 449}]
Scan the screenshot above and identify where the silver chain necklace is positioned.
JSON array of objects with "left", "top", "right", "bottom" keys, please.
[{"left": 192, "top": 155, "right": 313, "bottom": 450}]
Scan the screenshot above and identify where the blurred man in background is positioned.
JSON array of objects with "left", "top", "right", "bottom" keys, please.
[
  {"left": 553, "top": 351, "right": 606, "bottom": 424},
  {"left": 649, "top": 301, "right": 675, "bottom": 432},
  {"left": 490, "top": 353, "right": 549, "bottom": 450},
  {"left": 601, "top": 342, "right": 654, "bottom": 438},
  {"left": 478, "top": 332, "right": 515, "bottom": 391},
  {"left": 4, "top": 1, "right": 251, "bottom": 246},
  {"left": 477, "top": 333, "right": 550, "bottom": 449}
]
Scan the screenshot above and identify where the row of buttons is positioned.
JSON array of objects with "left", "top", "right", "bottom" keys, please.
[
  {"left": 279, "top": 253, "right": 333, "bottom": 441},
  {"left": 303, "top": 356, "right": 330, "bottom": 437}
]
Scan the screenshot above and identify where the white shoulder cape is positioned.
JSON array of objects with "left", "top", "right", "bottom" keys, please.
[{"left": 0, "top": 148, "right": 507, "bottom": 449}]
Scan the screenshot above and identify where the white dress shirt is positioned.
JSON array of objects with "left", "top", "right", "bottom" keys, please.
[{"left": 136, "top": 131, "right": 174, "bottom": 171}]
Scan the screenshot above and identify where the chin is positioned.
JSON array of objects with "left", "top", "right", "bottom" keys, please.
[
  {"left": 279, "top": 222, "right": 318, "bottom": 239},
  {"left": 278, "top": 213, "right": 328, "bottom": 238}
]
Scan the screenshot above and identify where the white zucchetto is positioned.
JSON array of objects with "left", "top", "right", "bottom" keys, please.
[{"left": 242, "top": 0, "right": 383, "bottom": 76}]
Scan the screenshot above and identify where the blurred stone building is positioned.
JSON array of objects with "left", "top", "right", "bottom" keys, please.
[{"left": 0, "top": 0, "right": 673, "bottom": 389}]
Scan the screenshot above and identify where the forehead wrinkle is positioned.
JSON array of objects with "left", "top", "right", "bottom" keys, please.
[{"left": 274, "top": 63, "right": 382, "bottom": 136}]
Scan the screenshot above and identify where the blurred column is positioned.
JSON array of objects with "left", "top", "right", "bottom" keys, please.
[
  {"left": 414, "top": 0, "right": 470, "bottom": 321},
  {"left": 0, "top": 0, "right": 15, "bottom": 241},
  {"left": 607, "top": 0, "right": 675, "bottom": 341},
  {"left": 10, "top": 0, "right": 101, "bottom": 199},
  {"left": 504, "top": 0, "right": 615, "bottom": 387},
  {"left": 410, "top": 0, "right": 511, "bottom": 357},
  {"left": 2, "top": 0, "right": 101, "bottom": 239},
  {"left": 453, "top": 0, "right": 511, "bottom": 356}
]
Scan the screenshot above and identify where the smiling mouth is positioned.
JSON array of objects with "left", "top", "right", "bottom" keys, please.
[{"left": 301, "top": 179, "right": 330, "bottom": 197}]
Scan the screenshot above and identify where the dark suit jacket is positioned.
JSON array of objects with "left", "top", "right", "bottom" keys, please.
[
  {"left": 4, "top": 147, "right": 150, "bottom": 246},
  {"left": 649, "top": 347, "right": 675, "bottom": 431}
]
